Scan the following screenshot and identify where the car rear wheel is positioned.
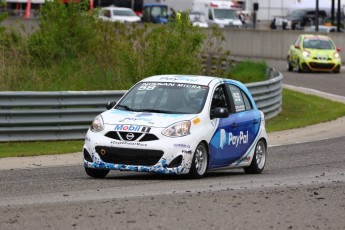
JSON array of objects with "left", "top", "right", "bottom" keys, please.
[
  {"left": 244, "top": 139, "right": 266, "bottom": 174},
  {"left": 189, "top": 142, "right": 208, "bottom": 179},
  {"left": 85, "top": 167, "right": 110, "bottom": 178}
]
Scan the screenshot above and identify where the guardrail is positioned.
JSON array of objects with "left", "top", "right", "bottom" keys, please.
[
  {"left": 247, "top": 68, "right": 283, "bottom": 120},
  {"left": 0, "top": 72, "right": 282, "bottom": 142}
]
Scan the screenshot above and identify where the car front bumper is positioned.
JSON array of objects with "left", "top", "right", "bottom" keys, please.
[
  {"left": 300, "top": 58, "right": 341, "bottom": 72},
  {"left": 83, "top": 129, "right": 198, "bottom": 175}
]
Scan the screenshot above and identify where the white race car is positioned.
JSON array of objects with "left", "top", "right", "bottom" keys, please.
[{"left": 83, "top": 75, "right": 267, "bottom": 178}]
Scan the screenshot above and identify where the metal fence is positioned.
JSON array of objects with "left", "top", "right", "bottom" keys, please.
[{"left": 0, "top": 72, "right": 282, "bottom": 142}]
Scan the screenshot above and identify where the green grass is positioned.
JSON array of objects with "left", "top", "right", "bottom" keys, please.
[
  {"left": 1, "top": 88, "right": 345, "bottom": 158},
  {"left": 0, "top": 140, "right": 84, "bottom": 158},
  {"left": 228, "top": 60, "right": 267, "bottom": 83},
  {"left": 266, "top": 89, "right": 345, "bottom": 132}
]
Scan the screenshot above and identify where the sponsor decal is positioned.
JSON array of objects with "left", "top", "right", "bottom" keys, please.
[
  {"left": 193, "top": 117, "right": 201, "bottom": 125},
  {"left": 235, "top": 105, "right": 245, "bottom": 112},
  {"left": 174, "top": 144, "right": 190, "bottom": 149},
  {"left": 228, "top": 131, "right": 248, "bottom": 147},
  {"left": 135, "top": 113, "right": 153, "bottom": 117},
  {"left": 121, "top": 117, "right": 153, "bottom": 122},
  {"left": 110, "top": 141, "right": 148, "bottom": 147},
  {"left": 239, "top": 156, "right": 251, "bottom": 162},
  {"left": 114, "top": 124, "right": 151, "bottom": 133},
  {"left": 158, "top": 76, "right": 199, "bottom": 82},
  {"left": 232, "top": 92, "right": 242, "bottom": 102},
  {"left": 220, "top": 129, "right": 249, "bottom": 149},
  {"left": 182, "top": 150, "right": 193, "bottom": 154},
  {"left": 139, "top": 82, "right": 202, "bottom": 89}
]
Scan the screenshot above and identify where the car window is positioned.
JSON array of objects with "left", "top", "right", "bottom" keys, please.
[
  {"left": 151, "top": 6, "right": 168, "bottom": 17},
  {"left": 208, "top": 9, "right": 213, "bottom": 20},
  {"left": 288, "top": 10, "right": 306, "bottom": 18},
  {"left": 227, "top": 85, "right": 252, "bottom": 113},
  {"left": 189, "top": 13, "right": 206, "bottom": 23},
  {"left": 214, "top": 9, "right": 238, "bottom": 20},
  {"left": 295, "top": 36, "right": 302, "bottom": 46},
  {"left": 143, "top": 7, "right": 150, "bottom": 19},
  {"left": 102, "top": 10, "right": 111, "bottom": 18},
  {"left": 210, "top": 85, "right": 228, "bottom": 113},
  {"left": 113, "top": 10, "right": 136, "bottom": 16}
]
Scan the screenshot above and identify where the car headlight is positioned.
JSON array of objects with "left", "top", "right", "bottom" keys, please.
[
  {"left": 162, "top": 121, "right": 191, "bottom": 137},
  {"left": 90, "top": 115, "right": 104, "bottom": 132},
  {"left": 334, "top": 52, "right": 340, "bottom": 59},
  {"left": 302, "top": 50, "right": 311, "bottom": 58}
]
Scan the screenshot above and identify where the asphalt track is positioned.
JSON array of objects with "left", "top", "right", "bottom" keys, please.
[
  {"left": 0, "top": 137, "right": 345, "bottom": 229},
  {"left": 1, "top": 59, "right": 345, "bottom": 228}
]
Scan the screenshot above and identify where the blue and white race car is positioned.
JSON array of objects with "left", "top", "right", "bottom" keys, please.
[{"left": 83, "top": 75, "right": 267, "bottom": 178}]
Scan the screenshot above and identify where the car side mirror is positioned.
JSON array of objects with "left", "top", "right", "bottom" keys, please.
[
  {"left": 294, "top": 45, "right": 301, "bottom": 49},
  {"left": 106, "top": 101, "right": 117, "bottom": 110},
  {"left": 211, "top": 107, "right": 229, "bottom": 119},
  {"left": 337, "top": 47, "right": 341, "bottom": 52}
]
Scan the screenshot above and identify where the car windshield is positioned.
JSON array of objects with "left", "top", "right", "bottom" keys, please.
[
  {"left": 214, "top": 9, "right": 238, "bottom": 19},
  {"left": 116, "top": 82, "right": 209, "bottom": 114},
  {"left": 303, "top": 38, "right": 335, "bottom": 50},
  {"left": 287, "top": 10, "right": 305, "bottom": 19},
  {"left": 151, "top": 6, "right": 168, "bottom": 18},
  {"left": 189, "top": 13, "right": 207, "bottom": 22},
  {"left": 113, "top": 10, "right": 136, "bottom": 16}
]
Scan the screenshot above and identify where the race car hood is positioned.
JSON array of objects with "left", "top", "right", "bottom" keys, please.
[
  {"left": 102, "top": 109, "right": 196, "bottom": 128},
  {"left": 305, "top": 49, "right": 337, "bottom": 59}
]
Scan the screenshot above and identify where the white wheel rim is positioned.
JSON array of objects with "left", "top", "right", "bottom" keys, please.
[
  {"left": 255, "top": 141, "right": 266, "bottom": 169},
  {"left": 194, "top": 145, "right": 207, "bottom": 175}
]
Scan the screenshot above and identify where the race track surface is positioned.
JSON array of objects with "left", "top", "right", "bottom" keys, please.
[{"left": 1, "top": 137, "right": 345, "bottom": 229}]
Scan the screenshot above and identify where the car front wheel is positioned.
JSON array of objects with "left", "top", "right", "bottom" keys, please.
[
  {"left": 297, "top": 60, "right": 303, "bottom": 73},
  {"left": 244, "top": 139, "right": 267, "bottom": 174},
  {"left": 189, "top": 142, "right": 208, "bottom": 179},
  {"left": 287, "top": 56, "right": 293, "bottom": 71},
  {"left": 85, "top": 167, "right": 110, "bottom": 178}
]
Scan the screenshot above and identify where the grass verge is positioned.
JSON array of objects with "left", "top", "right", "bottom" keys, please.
[
  {"left": 0, "top": 141, "right": 84, "bottom": 158},
  {"left": 266, "top": 88, "right": 345, "bottom": 132},
  {"left": 1, "top": 88, "right": 345, "bottom": 158}
]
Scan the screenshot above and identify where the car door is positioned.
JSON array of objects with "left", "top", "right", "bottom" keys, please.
[
  {"left": 209, "top": 83, "right": 261, "bottom": 168},
  {"left": 291, "top": 35, "right": 303, "bottom": 65}
]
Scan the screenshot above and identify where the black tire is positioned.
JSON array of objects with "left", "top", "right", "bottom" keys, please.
[
  {"left": 297, "top": 60, "right": 303, "bottom": 73},
  {"left": 287, "top": 58, "right": 293, "bottom": 72},
  {"left": 244, "top": 139, "right": 267, "bottom": 174},
  {"left": 85, "top": 167, "right": 110, "bottom": 178},
  {"left": 333, "top": 67, "right": 340, "bottom": 74},
  {"left": 188, "top": 142, "right": 208, "bottom": 179}
]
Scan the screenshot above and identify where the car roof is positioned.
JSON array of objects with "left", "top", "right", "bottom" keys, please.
[
  {"left": 304, "top": 25, "right": 336, "bottom": 31},
  {"left": 144, "top": 3, "right": 167, "bottom": 7},
  {"left": 140, "top": 75, "right": 241, "bottom": 87},
  {"left": 102, "top": 6, "right": 134, "bottom": 11},
  {"left": 301, "top": 34, "right": 331, "bottom": 39},
  {"left": 189, "top": 11, "right": 205, "bottom": 15}
]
